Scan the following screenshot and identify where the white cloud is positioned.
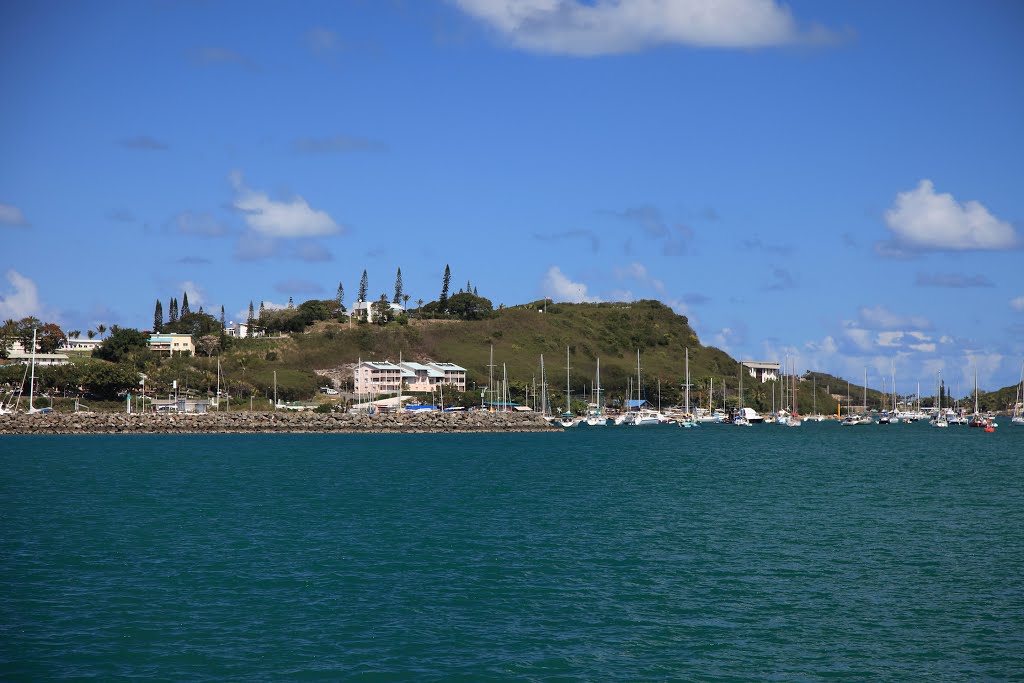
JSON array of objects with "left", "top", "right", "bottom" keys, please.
[
  {"left": 1011, "top": 295, "right": 1024, "bottom": 312},
  {"left": 876, "top": 331, "right": 904, "bottom": 348},
  {"left": 0, "top": 270, "right": 43, "bottom": 319},
  {"left": 542, "top": 266, "right": 601, "bottom": 303},
  {"left": 234, "top": 300, "right": 287, "bottom": 320},
  {"left": 883, "top": 179, "right": 1018, "bottom": 251},
  {"left": 908, "top": 342, "right": 936, "bottom": 353},
  {"left": 229, "top": 171, "right": 340, "bottom": 238},
  {"left": 177, "top": 280, "right": 206, "bottom": 308},
  {"left": 452, "top": 0, "right": 836, "bottom": 55},
  {"left": 0, "top": 203, "right": 29, "bottom": 227},
  {"left": 856, "top": 305, "right": 930, "bottom": 331}
]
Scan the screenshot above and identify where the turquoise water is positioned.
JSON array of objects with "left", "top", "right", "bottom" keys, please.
[{"left": 2, "top": 423, "right": 1022, "bottom": 681}]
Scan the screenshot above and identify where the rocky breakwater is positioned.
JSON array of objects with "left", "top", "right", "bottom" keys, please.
[{"left": 0, "top": 410, "right": 560, "bottom": 435}]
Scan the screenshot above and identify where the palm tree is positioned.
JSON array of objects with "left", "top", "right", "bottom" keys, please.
[
  {"left": 97, "top": 324, "right": 107, "bottom": 338},
  {"left": 87, "top": 330, "right": 96, "bottom": 339},
  {"left": 69, "top": 330, "right": 81, "bottom": 339},
  {"left": 417, "top": 298, "right": 424, "bottom": 317},
  {"left": 402, "top": 294, "right": 410, "bottom": 311}
]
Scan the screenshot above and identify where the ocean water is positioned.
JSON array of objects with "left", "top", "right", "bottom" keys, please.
[{"left": 2, "top": 422, "right": 1022, "bottom": 681}]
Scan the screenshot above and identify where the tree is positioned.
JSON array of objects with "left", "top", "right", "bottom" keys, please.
[
  {"left": 372, "top": 293, "right": 393, "bottom": 325},
  {"left": 394, "top": 268, "right": 403, "bottom": 304},
  {"left": 169, "top": 297, "right": 179, "bottom": 323},
  {"left": 220, "top": 305, "right": 226, "bottom": 331},
  {"left": 154, "top": 300, "right": 163, "bottom": 333},
  {"left": 97, "top": 324, "right": 107, "bottom": 339},
  {"left": 87, "top": 330, "right": 96, "bottom": 340},
  {"left": 92, "top": 327, "right": 150, "bottom": 363},
  {"left": 37, "top": 323, "right": 67, "bottom": 354},
  {"left": 445, "top": 292, "right": 494, "bottom": 320},
  {"left": 69, "top": 330, "right": 81, "bottom": 339},
  {"left": 473, "top": 286, "right": 478, "bottom": 296},
  {"left": 403, "top": 294, "right": 410, "bottom": 311},
  {"left": 198, "top": 305, "right": 204, "bottom": 316},
  {"left": 247, "top": 301, "right": 256, "bottom": 337},
  {"left": 259, "top": 301, "right": 266, "bottom": 323},
  {"left": 181, "top": 292, "right": 191, "bottom": 317},
  {"left": 335, "top": 281, "right": 345, "bottom": 315},
  {"left": 358, "top": 270, "right": 368, "bottom": 303},
  {"left": 197, "top": 335, "right": 220, "bottom": 357},
  {"left": 287, "top": 296, "right": 294, "bottom": 310},
  {"left": 440, "top": 264, "right": 451, "bottom": 312},
  {"left": 82, "top": 362, "right": 141, "bottom": 400},
  {"left": 417, "top": 298, "right": 424, "bottom": 317}
]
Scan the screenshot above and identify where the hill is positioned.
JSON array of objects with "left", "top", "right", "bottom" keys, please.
[{"left": 195, "top": 299, "right": 843, "bottom": 414}]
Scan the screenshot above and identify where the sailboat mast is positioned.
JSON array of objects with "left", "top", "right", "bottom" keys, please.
[
  {"left": 28, "top": 327, "right": 37, "bottom": 412},
  {"left": 565, "top": 346, "right": 571, "bottom": 414},
  {"left": 540, "top": 355, "right": 547, "bottom": 416}
]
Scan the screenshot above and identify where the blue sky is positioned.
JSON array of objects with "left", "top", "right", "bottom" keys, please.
[{"left": 2, "top": 0, "right": 1022, "bottom": 392}]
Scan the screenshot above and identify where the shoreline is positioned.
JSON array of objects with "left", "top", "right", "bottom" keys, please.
[{"left": 0, "top": 411, "right": 560, "bottom": 435}]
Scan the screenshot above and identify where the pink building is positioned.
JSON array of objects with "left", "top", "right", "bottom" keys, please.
[{"left": 353, "top": 360, "right": 467, "bottom": 395}]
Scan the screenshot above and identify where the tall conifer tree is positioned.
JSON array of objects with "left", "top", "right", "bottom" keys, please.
[
  {"left": 358, "top": 270, "right": 368, "bottom": 302},
  {"left": 393, "top": 268, "right": 403, "bottom": 304},
  {"left": 181, "top": 292, "right": 190, "bottom": 317},
  {"left": 439, "top": 264, "right": 451, "bottom": 311},
  {"left": 169, "top": 297, "right": 179, "bottom": 323},
  {"left": 153, "top": 300, "right": 163, "bottom": 332}
]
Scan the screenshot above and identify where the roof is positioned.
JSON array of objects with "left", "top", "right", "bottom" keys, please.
[
  {"left": 400, "top": 362, "right": 445, "bottom": 378},
  {"left": 428, "top": 362, "right": 466, "bottom": 372},
  {"left": 358, "top": 361, "right": 403, "bottom": 371},
  {"left": 625, "top": 399, "right": 650, "bottom": 408},
  {"left": 741, "top": 361, "right": 780, "bottom": 369}
]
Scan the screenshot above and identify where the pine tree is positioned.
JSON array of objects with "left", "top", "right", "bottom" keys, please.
[
  {"left": 287, "top": 296, "right": 294, "bottom": 309},
  {"left": 198, "top": 305, "right": 204, "bottom": 315},
  {"left": 473, "top": 286, "right": 478, "bottom": 296},
  {"left": 466, "top": 279, "right": 471, "bottom": 293},
  {"left": 153, "top": 300, "right": 163, "bottom": 332},
  {"left": 393, "top": 268, "right": 403, "bottom": 304},
  {"left": 220, "top": 305, "right": 226, "bottom": 330},
  {"left": 169, "top": 297, "right": 179, "bottom": 323},
  {"left": 440, "top": 264, "right": 451, "bottom": 311},
  {"left": 181, "top": 291, "right": 190, "bottom": 317},
  {"left": 358, "top": 270, "right": 368, "bottom": 302},
  {"left": 247, "top": 301, "right": 255, "bottom": 338},
  {"left": 335, "top": 282, "right": 344, "bottom": 312},
  {"left": 259, "top": 301, "right": 266, "bottom": 322}
]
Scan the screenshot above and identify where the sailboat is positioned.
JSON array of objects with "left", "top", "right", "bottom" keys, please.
[
  {"left": 930, "top": 373, "right": 949, "bottom": 428},
  {"left": 784, "top": 357, "right": 801, "bottom": 426},
  {"left": 631, "top": 349, "right": 662, "bottom": 426},
  {"left": 1007, "top": 360, "right": 1024, "bottom": 423},
  {"left": 968, "top": 366, "right": 988, "bottom": 428},
  {"left": 678, "top": 348, "right": 697, "bottom": 428},
  {"left": 732, "top": 361, "right": 752, "bottom": 426},
  {"left": 840, "top": 380, "right": 861, "bottom": 426},
  {"left": 558, "top": 346, "right": 579, "bottom": 427},
  {"left": 23, "top": 328, "right": 51, "bottom": 415},
  {"left": 585, "top": 358, "right": 608, "bottom": 426}
]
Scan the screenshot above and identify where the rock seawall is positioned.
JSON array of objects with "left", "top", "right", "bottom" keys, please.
[{"left": 0, "top": 411, "right": 559, "bottom": 435}]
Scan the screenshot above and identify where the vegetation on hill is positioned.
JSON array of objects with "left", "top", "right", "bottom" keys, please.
[{"left": 3, "top": 304, "right": 1022, "bottom": 415}]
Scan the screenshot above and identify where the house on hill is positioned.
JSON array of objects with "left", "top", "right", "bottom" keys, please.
[{"left": 741, "top": 361, "right": 780, "bottom": 383}]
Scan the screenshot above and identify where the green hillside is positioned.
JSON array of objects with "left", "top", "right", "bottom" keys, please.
[{"left": 199, "top": 299, "right": 843, "bottom": 414}]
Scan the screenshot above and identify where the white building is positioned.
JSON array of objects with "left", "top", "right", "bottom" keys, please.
[
  {"left": 62, "top": 338, "right": 103, "bottom": 353},
  {"left": 5, "top": 342, "right": 69, "bottom": 366},
  {"left": 225, "top": 321, "right": 264, "bottom": 338},
  {"left": 353, "top": 360, "right": 467, "bottom": 395},
  {"left": 350, "top": 300, "right": 405, "bottom": 324},
  {"left": 741, "top": 361, "right": 780, "bottom": 383}
]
